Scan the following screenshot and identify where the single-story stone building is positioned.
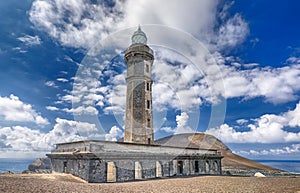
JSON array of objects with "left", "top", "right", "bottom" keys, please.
[{"left": 48, "top": 140, "right": 222, "bottom": 183}]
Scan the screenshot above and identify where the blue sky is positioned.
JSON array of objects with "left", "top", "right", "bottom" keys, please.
[{"left": 0, "top": 0, "right": 300, "bottom": 159}]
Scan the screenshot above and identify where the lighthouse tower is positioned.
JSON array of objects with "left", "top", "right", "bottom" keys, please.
[{"left": 124, "top": 26, "right": 154, "bottom": 144}]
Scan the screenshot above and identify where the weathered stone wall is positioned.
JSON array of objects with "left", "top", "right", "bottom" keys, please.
[
  {"left": 50, "top": 156, "right": 222, "bottom": 183},
  {"left": 88, "top": 159, "right": 106, "bottom": 183},
  {"left": 162, "top": 161, "right": 171, "bottom": 177},
  {"left": 51, "top": 158, "right": 90, "bottom": 182},
  {"left": 141, "top": 160, "right": 156, "bottom": 179},
  {"left": 115, "top": 160, "right": 135, "bottom": 182},
  {"left": 48, "top": 140, "right": 223, "bottom": 183}
]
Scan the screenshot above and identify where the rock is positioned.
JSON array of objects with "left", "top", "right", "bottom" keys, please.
[
  {"left": 224, "top": 171, "right": 232, "bottom": 176},
  {"left": 26, "top": 158, "right": 51, "bottom": 173},
  {"left": 2, "top": 171, "right": 14, "bottom": 174},
  {"left": 254, "top": 172, "right": 266, "bottom": 177}
]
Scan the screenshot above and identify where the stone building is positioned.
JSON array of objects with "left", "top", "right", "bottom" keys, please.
[{"left": 47, "top": 26, "right": 223, "bottom": 183}]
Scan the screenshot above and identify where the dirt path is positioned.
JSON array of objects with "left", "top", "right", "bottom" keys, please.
[{"left": 0, "top": 174, "right": 300, "bottom": 193}]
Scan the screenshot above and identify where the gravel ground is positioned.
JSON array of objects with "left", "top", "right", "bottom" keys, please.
[{"left": 0, "top": 174, "right": 300, "bottom": 193}]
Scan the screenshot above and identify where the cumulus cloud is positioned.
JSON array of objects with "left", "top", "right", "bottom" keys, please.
[
  {"left": 0, "top": 95, "right": 49, "bottom": 126},
  {"left": 0, "top": 126, "right": 44, "bottom": 152},
  {"left": 236, "top": 119, "right": 248, "bottom": 125},
  {"left": 27, "top": 0, "right": 247, "bottom": 114},
  {"left": 236, "top": 144, "right": 300, "bottom": 156},
  {"left": 215, "top": 14, "right": 249, "bottom": 49},
  {"left": 105, "top": 126, "right": 123, "bottom": 141},
  {"left": 63, "top": 106, "right": 98, "bottom": 115},
  {"left": 0, "top": 118, "right": 98, "bottom": 153},
  {"left": 41, "top": 118, "right": 98, "bottom": 148},
  {"left": 29, "top": 0, "right": 247, "bottom": 51},
  {"left": 209, "top": 54, "right": 300, "bottom": 104},
  {"left": 161, "top": 112, "right": 194, "bottom": 134},
  {"left": 152, "top": 49, "right": 204, "bottom": 111},
  {"left": 103, "top": 71, "right": 126, "bottom": 114},
  {"left": 17, "top": 35, "right": 42, "bottom": 46},
  {"left": 28, "top": 1, "right": 300, "bottom": 123},
  {"left": 29, "top": 0, "right": 121, "bottom": 49},
  {"left": 110, "top": 52, "right": 300, "bottom": 116},
  {"left": 206, "top": 101, "right": 300, "bottom": 143}
]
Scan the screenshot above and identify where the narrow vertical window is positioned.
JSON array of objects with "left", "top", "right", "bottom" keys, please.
[
  {"left": 147, "top": 118, "right": 151, "bottom": 127},
  {"left": 147, "top": 100, "right": 150, "bottom": 109},
  {"left": 195, "top": 161, "right": 199, "bottom": 173},
  {"left": 146, "top": 64, "right": 150, "bottom": 73},
  {"left": 146, "top": 82, "right": 150, "bottom": 91},
  {"left": 63, "top": 161, "right": 67, "bottom": 173}
]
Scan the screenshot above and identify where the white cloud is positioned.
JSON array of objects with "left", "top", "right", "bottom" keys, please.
[
  {"left": 60, "top": 94, "right": 81, "bottom": 103},
  {"left": 45, "top": 81, "right": 58, "bottom": 88},
  {"left": 63, "top": 106, "right": 98, "bottom": 115},
  {"left": 12, "top": 47, "right": 27, "bottom": 53},
  {"left": 0, "top": 118, "right": 98, "bottom": 155},
  {"left": 236, "top": 119, "right": 248, "bottom": 125},
  {"left": 17, "top": 35, "right": 42, "bottom": 46},
  {"left": 105, "top": 126, "right": 123, "bottom": 141},
  {"left": 215, "top": 14, "right": 249, "bottom": 49},
  {"left": 236, "top": 144, "right": 300, "bottom": 156},
  {"left": 29, "top": 0, "right": 119, "bottom": 49},
  {"left": 29, "top": 0, "right": 247, "bottom": 51},
  {"left": 46, "top": 106, "right": 59, "bottom": 111},
  {"left": 161, "top": 112, "right": 194, "bottom": 134},
  {"left": 41, "top": 118, "right": 98, "bottom": 148},
  {"left": 210, "top": 54, "right": 300, "bottom": 104},
  {"left": 28, "top": 1, "right": 300, "bottom": 121},
  {"left": 151, "top": 48, "right": 204, "bottom": 111},
  {"left": 206, "top": 100, "right": 300, "bottom": 143},
  {"left": 175, "top": 112, "right": 194, "bottom": 134},
  {"left": 28, "top": 0, "right": 246, "bottom": 114},
  {"left": 56, "top": 78, "right": 68, "bottom": 82},
  {"left": 0, "top": 126, "right": 44, "bottom": 152},
  {"left": 0, "top": 95, "right": 49, "bottom": 126}
]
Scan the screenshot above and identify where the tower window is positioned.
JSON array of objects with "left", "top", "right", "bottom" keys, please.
[
  {"left": 147, "top": 119, "right": 151, "bottom": 127},
  {"left": 147, "top": 100, "right": 150, "bottom": 109},
  {"left": 146, "top": 82, "right": 150, "bottom": 91},
  {"left": 146, "top": 64, "right": 150, "bottom": 73}
]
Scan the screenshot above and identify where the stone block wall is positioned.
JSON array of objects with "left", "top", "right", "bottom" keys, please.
[
  {"left": 51, "top": 158, "right": 90, "bottom": 182},
  {"left": 49, "top": 149, "right": 222, "bottom": 183},
  {"left": 88, "top": 159, "right": 106, "bottom": 183},
  {"left": 115, "top": 160, "right": 135, "bottom": 182}
]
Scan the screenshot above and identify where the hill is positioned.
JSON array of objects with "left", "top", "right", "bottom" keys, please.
[{"left": 155, "top": 133, "right": 279, "bottom": 173}]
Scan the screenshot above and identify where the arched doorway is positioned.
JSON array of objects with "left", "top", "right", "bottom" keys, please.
[
  {"left": 135, "top": 161, "right": 142, "bottom": 180},
  {"left": 205, "top": 161, "right": 210, "bottom": 174},
  {"left": 156, "top": 161, "right": 162, "bottom": 177},
  {"left": 194, "top": 160, "right": 199, "bottom": 173},
  {"left": 177, "top": 161, "right": 183, "bottom": 174},
  {"left": 213, "top": 161, "right": 219, "bottom": 174},
  {"left": 107, "top": 162, "right": 116, "bottom": 182}
]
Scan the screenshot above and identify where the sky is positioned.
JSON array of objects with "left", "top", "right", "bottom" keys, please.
[{"left": 0, "top": 0, "right": 300, "bottom": 160}]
